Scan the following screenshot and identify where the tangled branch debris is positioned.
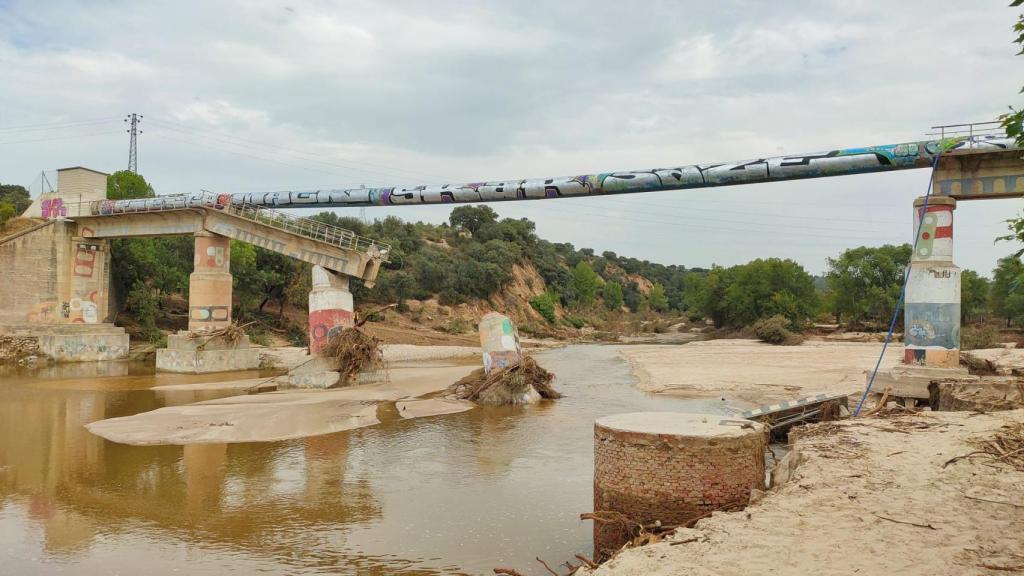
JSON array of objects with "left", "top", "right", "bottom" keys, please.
[
  {"left": 447, "top": 356, "right": 561, "bottom": 406},
  {"left": 322, "top": 327, "right": 383, "bottom": 386},
  {"left": 188, "top": 322, "right": 250, "bottom": 349},
  {"left": 944, "top": 422, "right": 1024, "bottom": 471}
]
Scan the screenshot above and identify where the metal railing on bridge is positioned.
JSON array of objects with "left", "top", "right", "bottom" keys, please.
[
  {"left": 927, "top": 120, "right": 1007, "bottom": 142},
  {"left": 218, "top": 200, "right": 391, "bottom": 261},
  {"left": 65, "top": 194, "right": 391, "bottom": 262}
]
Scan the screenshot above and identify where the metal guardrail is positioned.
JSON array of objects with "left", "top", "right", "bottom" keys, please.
[
  {"left": 62, "top": 195, "right": 391, "bottom": 262},
  {"left": 219, "top": 200, "right": 390, "bottom": 260},
  {"left": 927, "top": 120, "right": 1007, "bottom": 141}
]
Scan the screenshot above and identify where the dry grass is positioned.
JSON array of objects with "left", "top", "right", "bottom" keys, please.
[
  {"left": 0, "top": 217, "right": 45, "bottom": 239},
  {"left": 447, "top": 356, "right": 561, "bottom": 405}
]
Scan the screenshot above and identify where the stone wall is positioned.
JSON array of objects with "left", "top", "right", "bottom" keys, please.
[
  {"left": 593, "top": 413, "right": 766, "bottom": 561},
  {"left": 0, "top": 221, "right": 113, "bottom": 327},
  {"left": 0, "top": 221, "right": 68, "bottom": 326}
]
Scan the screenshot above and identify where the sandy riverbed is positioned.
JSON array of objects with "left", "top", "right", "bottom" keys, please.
[
  {"left": 619, "top": 338, "right": 903, "bottom": 404},
  {"left": 580, "top": 408, "right": 1024, "bottom": 576},
  {"left": 86, "top": 360, "right": 478, "bottom": 445}
]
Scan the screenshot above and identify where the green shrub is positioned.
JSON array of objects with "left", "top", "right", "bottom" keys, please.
[
  {"left": 961, "top": 324, "right": 1000, "bottom": 350},
  {"left": 564, "top": 315, "right": 586, "bottom": 329},
  {"left": 438, "top": 318, "right": 471, "bottom": 334},
  {"left": 753, "top": 315, "right": 803, "bottom": 346},
  {"left": 529, "top": 293, "right": 558, "bottom": 324},
  {"left": 247, "top": 329, "right": 272, "bottom": 346},
  {"left": 125, "top": 282, "right": 162, "bottom": 344},
  {"left": 287, "top": 325, "right": 308, "bottom": 347}
]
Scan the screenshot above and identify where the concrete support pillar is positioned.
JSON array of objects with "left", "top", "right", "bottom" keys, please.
[
  {"left": 479, "top": 312, "right": 523, "bottom": 374},
  {"left": 308, "top": 265, "right": 354, "bottom": 355},
  {"left": 904, "top": 196, "right": 960, "bottom": 368},
  {"left": 188, "top": 233, "right": 232, "bottom": 332},
  {"left": 68, "top": 238, "right": 109, "bottom": 324}
]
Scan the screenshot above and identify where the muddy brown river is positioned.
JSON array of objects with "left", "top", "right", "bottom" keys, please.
[{"left": 0, "top": 345, "right": 728, "bottom": 575}]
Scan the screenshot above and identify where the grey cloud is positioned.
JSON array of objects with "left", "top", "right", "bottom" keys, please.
[{"left": 0, "top": 0, "right": 1019, "bottom": 275}]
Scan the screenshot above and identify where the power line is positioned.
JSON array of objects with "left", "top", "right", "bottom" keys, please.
[
  {"left": 125, "top": 113, "right": 142, "bottom": 173},
  {"left": 149, "top": 131, "right": 370, "bottom": 183},
  {"left": 0, "top": 116, "right": 120, "bottom": 133},
  {"left": 0, "top": 130, "right": 123, "bottom": 146},
  {"left": 145, "top": 117, "right": 457, "bottom": 183},
  {"left": 147, "top": 125, "right": 422, "bottom": 185}
]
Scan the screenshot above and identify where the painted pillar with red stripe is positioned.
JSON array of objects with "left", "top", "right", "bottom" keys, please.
[
  {"left": 308, "top": 265, "right": 354, "bottom": 355},
  {"left": 904, "top": 196, "right": 960, "bottom": 368}
]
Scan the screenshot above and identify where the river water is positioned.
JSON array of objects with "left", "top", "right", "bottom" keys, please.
[{"left": 0, "top": 344, "right": 729, "bottom": 575}]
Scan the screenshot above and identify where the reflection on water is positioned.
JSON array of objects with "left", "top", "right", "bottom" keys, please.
[{"left": 0, "top": 345, "right": 726, "bottom": 575}]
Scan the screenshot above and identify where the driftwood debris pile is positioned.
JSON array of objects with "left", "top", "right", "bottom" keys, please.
[
  {"left": 0, "top": 335, "right": 42, "bottom": 366},
  {"left": 322, "top": 327, "right": 383, "bottom": 386},
  {"left": 187, "top": 323, "right": 248, "bottom": 348},
  {"left": 448, "top": 356, "right": 561, "bottom": 406}
]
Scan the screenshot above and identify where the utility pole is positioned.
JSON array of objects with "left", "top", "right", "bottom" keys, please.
[
  {"left": 124, "top": 113, "right": 142, "bottom": 173},
  {"left": 39, "top": 170, "right": 53, "bottom": 194}
]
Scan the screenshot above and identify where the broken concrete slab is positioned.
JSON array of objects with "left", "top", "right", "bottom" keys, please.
[
  {"left": 868, "top": 364, "right": 973, "bottom": 399},
  {"left": 930, "top": 377, "right": 1024, "bottom": 411},
  {"left": 961, "top": 347, "right": 1024, "bottom": 376}
]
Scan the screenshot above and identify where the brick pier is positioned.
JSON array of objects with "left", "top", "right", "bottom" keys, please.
[{"left": 592, "top": 412, "right": 766, "bottom": 560}]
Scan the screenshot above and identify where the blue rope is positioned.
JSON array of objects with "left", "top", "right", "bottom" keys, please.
[{"left": 853, "top": 151, "right": 944, "bottom": 416}]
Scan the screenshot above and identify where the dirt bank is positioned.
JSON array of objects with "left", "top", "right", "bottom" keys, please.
[
  {"left": 86, "top": 362, "right": 478, "bottom": 445},
  {"left": 581, "top": 409, "right": 1024, "bottom": 576},
  {"left": 620, "top": 339, "right": 902, "bottom": 404}
]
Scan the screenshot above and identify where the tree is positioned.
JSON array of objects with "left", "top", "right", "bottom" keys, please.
[
  {"left": 449, "top": 205, "right": 497, "bottom": 235},
  {"left": 825, "top": 244, "right": 911, "bottom": 328},
  {"left": 0, "top": 203, "right": 15, "bottom": 227},
  {"left": 107, "top": 170, "right": 154, "bottom": 200},
  {"left": 530, "top": 292, "right": 558, "bottom": 323},
  {"left": 0, "top": 183, "right": 31, "bottom": 214},
  {"left": 603, "top": 281, "right": 624, "bottom": 311},
  {"left": 648, "top": 282, "right": 669, "bottom": 312},
  {"left": 623, "top": 281, "right": 643, "bottom": 313},
  {"left": 1000, "top": 1, "right": 1024, "bottom": 145},
  {"left": 694, "top": 259, "right": 817, "bottom": 328},
  {"left": 991, "top": 256, "right": 1024, "bottom": 326},
  {"left": 960, "top": 269, "right": 990, "bottom": 323},
  {"left": 571, "top": 261, "right": 601, "bottom": 308}
]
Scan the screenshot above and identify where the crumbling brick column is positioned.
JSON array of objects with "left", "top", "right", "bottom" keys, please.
[{"left": 593, "top": 412, "right": 766, "bottom": 561}]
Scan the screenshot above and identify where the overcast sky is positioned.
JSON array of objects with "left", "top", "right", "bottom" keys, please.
[{"left": 1, "top": 1, "right": 1021, "bottom": 275}]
